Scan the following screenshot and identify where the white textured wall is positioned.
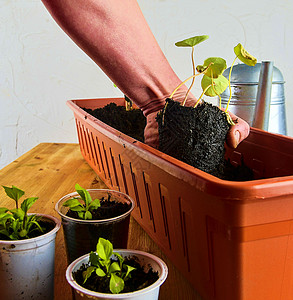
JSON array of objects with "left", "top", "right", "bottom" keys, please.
[{"left": 1, "top": 0, "right": 293, "bottom": 168}]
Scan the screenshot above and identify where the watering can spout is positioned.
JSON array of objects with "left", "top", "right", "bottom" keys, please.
[{"left": 252, "top": 61, "right": 274, "bottom": 131}]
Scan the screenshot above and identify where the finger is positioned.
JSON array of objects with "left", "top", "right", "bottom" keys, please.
[{"left": 225, "top": 111, "right": 250, "bottom": 148}]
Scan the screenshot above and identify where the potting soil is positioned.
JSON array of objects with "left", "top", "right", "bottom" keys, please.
[
  {"left": 83, "top": 102, "right": 146, "bottom": 142},
  {"left": 73, "top": 256, "right": 159, "bottom": 293},
  {"left": 157, "top": 99, "right": 254, "bottom": 181}
]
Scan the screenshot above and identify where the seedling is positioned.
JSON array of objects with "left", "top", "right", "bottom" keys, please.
[
  {"left": 63, "top": 183, "right": 101, "bottom": 220},
  {"left": 0, "top": 185, "right": 43, "bottom": 240},
  {"left": 170, "top": 35, "right": 257, "bottom": 124},
  {"left": 82, "top": 237, "right": 136, "bottom": 294}
]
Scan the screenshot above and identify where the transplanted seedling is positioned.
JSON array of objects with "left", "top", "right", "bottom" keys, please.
[
  {"left": 0, "top": 185, "right": 43, "bottom": 240},
  {"left": 62, "top": 183, "right": 101, "bottom": 220},
  {"left": 82, "top": 237, "right": 136, "bottom": 294},
  {"left": 170, "top": 35, "right": 257, "bottom": 124}
]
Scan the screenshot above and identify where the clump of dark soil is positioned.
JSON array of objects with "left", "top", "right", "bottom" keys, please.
[
  {"left": 66, "top": 197, "right": 131, "bottom": 220},
  {"left": 73, "top": 256, "right": 159, "bottom": 294},
  {"left": 157, "top": 99, "right": 254, "bottom": 181},
  {"left": 83, "top": 102, "right": 146, "bottom": 142},
  {"left": 82, "top": 99, "right": 254, "bottom": 181}
]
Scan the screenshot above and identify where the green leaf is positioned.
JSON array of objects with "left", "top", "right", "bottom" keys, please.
[
  {"left": 77, "top": 212, "right": 85, "bottom": 219},
  {"left": 234, "top": 43, "right": 257, "bottom": 66},
  {"left": 20, "top": 197, "right": 38, "bottom": 214},
  {"left": 96, "top": 267, "right": 106, "bottom": 277},
  {"left": 10, "top": 208, "right": 25, "bottom": 220},
  {"left": 201, "top": 75, "right": 229, "bottom": 97},
  {"left": 110, "top": 273, "right": 124, "bottom": 294},
  {"left": 75, "top": 184, "right": 92, "bottom": 207},
  {"left": 0, "top": 207, "right": 9, "bottom": 214},
  {"left": 114, "top": 252, "right": 124, "bottom": 267},
  {"left": 2, "top": 185, "right": 25, "bottom": 202},
  {"left": 123, "top": 264, "right": 136, "bottom": 280},
  {"left": 82, "top": 266, "right": 96, "bottom": 284},
  {"left": 109, "top": 261, "right": 121, "bottom": 273},
  {"left": 0, "top": 229, "right": 10, "bottom": 238},
  {"left": 96, "top": 238, "right": 113, "bottom": 261},
  {"left": 84, "top": 210, "right": 92, "bottom": 220},
  {"left": 19, "top": 229, "right": 28, "bottom": 238},
  {"left": 175, "top": 35, "right": 209, "bottom": 47},
  {"left": 198, "top": 57, "right": 227, "bottom": 79},
  {"left": 88, "top": 198, "right": 101, "bottom": 210},
  {"left": 89, "top": 251, "right": 100, "bottom": 266},
  {"left": 63, "top": 198, "right": 83, "bottom": 209}
]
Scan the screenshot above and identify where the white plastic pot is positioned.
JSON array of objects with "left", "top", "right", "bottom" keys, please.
[
  {"left": 0, "top": 214, "right": 61, "bottom": 300},
  {"left": 66, "top": 249, "right": 168, "bottom": 300}
]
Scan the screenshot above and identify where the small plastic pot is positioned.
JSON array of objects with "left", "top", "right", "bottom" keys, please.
[
  {"left": 0, "top": 214, "right": 61, "bottom": 300},
  {"left": 66, "top": 249, "right": 168, "bottom": 300},
  {"left": 56, "top": 189, "right": 135, "bottom": 263}
]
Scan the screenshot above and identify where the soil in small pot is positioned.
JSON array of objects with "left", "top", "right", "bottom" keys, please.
[
  {"left": 0, "top": 219, "right": 56, "bottom": 240},
  {"left": 157, "top": 98, "right": 254, "bottom": 181},
  {"left": 83, "top": 103, "right": 146, "bottom": 142},
  {"left": 73, "top": 256, "right": 159, "bottom": 294},
  {"left": 65, "top": 197, "right": 131, "bottom": 220}
]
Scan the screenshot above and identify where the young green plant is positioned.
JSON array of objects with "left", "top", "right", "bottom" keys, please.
[
  {"left": 82, "top": 237, "right": 136, "bottom": 294},
  {"left": 0, "top": 185, "right": 43, "bottom": 240},
  {"left": 62, "top": 183, "right": 101, "bottom": 220},
  {"left": 171, "top": 35, "right": 257, "bottom": 124}
]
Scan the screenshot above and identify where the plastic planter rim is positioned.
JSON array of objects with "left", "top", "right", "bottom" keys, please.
[
  {"left": 55, "top": 189, "right": 135, "bottom": 224},
  {"left": 0, "top": 213, "right": 61, "bottom": 246},
  {"left": 66, "top": 249, "right": 168, "bottom": 299}
]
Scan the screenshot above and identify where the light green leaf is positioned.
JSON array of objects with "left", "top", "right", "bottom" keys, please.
[
  {"left": 20, "top": 197, "right": 38, "bottom": 214},
  {"left": 88, "top": 198, "right": 101, "bottom": 210},
  {"left": 123, "top": 264, "right": 136, "bottom": 279},
  {"left": 175, "top": 35, "right": 209, "bottom": 47},
  {"left": 84, "top": 210, "right": 92, "bottom": 220},
  {"left": 199, "top": 57, "right": 227, "bottom": 79},
  {"left": 75, "top": 184, "right": 92, "bottom": 207},
  {"left": 82, "top": 266, "right": 96, "bottom": 284},
  {"left": 19, "top": 229, "right": 28, "bottom": 238},
  {"left": 0, "top": 207, "right": 8, "bottom": 214},
  {"left": 96, "top": 238, "right": 113, "bottom": 261},
  {"left": 234, "top": 43, "right": 257, "bottom": 66},
  {"left": 63, "top": 198, "right": 83, "bottom": 208},
  {"left": 110, "top": 273, "right": 124, "bottom": 294},
  {"left": 10, "top": 208, "right": 25, "bottom": 220},
  {"left": 201, "top": 75, "right": 229, "bottom": 97},
  {"left": 109, "top": 261, "right": 121, "bottom": 273},
  {"left": 96, "top": 267, "right": 106, "bottom": 277},
  {"left": 2, "top": 185, "right": 25, "bottom": 202}
]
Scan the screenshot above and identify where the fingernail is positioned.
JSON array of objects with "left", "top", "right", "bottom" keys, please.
[{"left": 234, "top": 131, "right": 240, "bottom": 147}]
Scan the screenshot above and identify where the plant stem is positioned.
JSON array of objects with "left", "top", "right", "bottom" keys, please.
[
  {"left": 193, "top": 84, "right": 212, "bottom": 108},
  {"left": 182, "top": 46, "right": 196, "bottom": 106},
  {"left": 225, "top": 56, "right": 238, "bottom": 112},
  {"left": 170, "top": 73, "right": 202, "bottom": 99}
]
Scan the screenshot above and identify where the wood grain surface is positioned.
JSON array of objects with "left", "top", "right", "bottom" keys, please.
[{"left": 0, "top": 143, "right": 203, "bottom": 300}]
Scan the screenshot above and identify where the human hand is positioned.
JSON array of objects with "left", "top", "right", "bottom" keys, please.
[{"left": 144, "top": 98, "right": 250, "bottom": 150}]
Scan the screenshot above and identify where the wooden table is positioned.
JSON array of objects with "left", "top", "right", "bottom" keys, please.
[{"left": 0, "top": 143, "right": 203, "bottom": 300}]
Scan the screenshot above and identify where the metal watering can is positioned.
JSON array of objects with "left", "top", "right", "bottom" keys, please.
[{"left": 220, "top": 62, "right": 287, "bottom": 135}]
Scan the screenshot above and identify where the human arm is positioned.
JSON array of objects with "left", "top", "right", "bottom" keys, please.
[{"left": 41, "top": 0, "right": 249, "bottom": 148}]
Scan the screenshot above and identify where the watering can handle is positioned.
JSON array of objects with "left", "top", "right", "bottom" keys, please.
[{"left": 252, "top": 61, "right": 274, "bottom": 131}]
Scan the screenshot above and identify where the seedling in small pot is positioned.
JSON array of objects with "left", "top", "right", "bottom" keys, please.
[
  {"left": 72, "top": 237, "right": 161, "bottom": 295},
  {"left": 0, "top": 185, "right": 44, "bottom": 240},
  {"left": 63, "top": 183, "right": 101, "bottom": 220},
  {"left": 82, "top": 238, "right": 136, "bottom": 294}
]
